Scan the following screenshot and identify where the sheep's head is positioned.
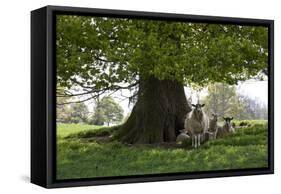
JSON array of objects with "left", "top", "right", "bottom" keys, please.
[
  {"left": 179, "top": 129, "right": 187, "bottom": 134},
  {"left": 192, "top": 103, "right": 205, "bottom": 119},
  {"left": 211, "top": 113, "right": 218, "bottom": 121},
  {"left": 192, "top": 103, "right": 205, "bottom": 111},
  {"left": 223, "top": 117, "right": 233, "bottom": 127}
]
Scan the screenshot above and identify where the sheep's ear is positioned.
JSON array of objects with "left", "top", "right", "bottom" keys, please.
[
  {"left": 230, "top": 117, "right": 233, "bottom": 120},
  {"left": 223, "top": 117, "right": 226, "bottom": 120},
  {"left": 191, "top": 104, "right": 196, "bottom": 107},
  {"left": 201, "top": 104, "right": 205, "bottom": 107}
]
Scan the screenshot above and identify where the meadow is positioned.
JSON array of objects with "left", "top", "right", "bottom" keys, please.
[{"left": 56, "top": 120, "right": 268, "bottom": 180}]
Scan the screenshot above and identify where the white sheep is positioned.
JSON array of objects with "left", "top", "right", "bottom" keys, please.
[
  {"left": 217, "top": 117, "right": 235, "bottom": 138},
  {"left": 184, "top": 103, "right": 209, "bottom": 148},
  {"left": 176, "top": 129, "right": 190, "bottom": 144},
  {"left": 207, "top": 113, "right": 219, "bottom": 140}
]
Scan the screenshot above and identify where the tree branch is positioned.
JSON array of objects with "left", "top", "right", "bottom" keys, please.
[
  {"left": 57, "top": 80, "right": 139, "bottom": 98},
  {"left": 57, "top": 92, "right": 104, "bottom": 105},
  {"left": 57, "top": 82, "right": 139, "bottom": 105}
]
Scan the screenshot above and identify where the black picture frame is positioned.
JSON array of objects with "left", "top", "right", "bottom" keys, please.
[{"left": 31, "top": 5, "right": 274, "bottom": 188}]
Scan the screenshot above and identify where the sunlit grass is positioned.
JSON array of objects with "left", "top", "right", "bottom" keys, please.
[
  {"left": 56, "top": 121, "right": 268, "bottom": 180},
  {"left": 57, "top": 123, "right": 102, "bottom": 138}
]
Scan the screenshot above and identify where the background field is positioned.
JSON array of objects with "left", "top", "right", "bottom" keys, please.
[{"left": 56, "top": 120, "right": 268, "bottom": 179}]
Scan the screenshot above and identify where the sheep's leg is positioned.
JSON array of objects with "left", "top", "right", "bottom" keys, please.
[
  {"left": 192, "top": 135, "right": 194, "bottom": 147},
  {"left": 210, "top": 132, "right": 214, "bottom": 140},
  {"left": 194, "top": 135, "right": 197, "bottom": 148},
  {"left": 192, "top": 135, "right": 196, "bottom": 148},
  {"left": 198, "top": 134, "right": 201, "bottom": 147},
  {"left": 192, "top": 135, "right": 195, "bottom": 148},
  {"left": 196, "top": 135, "right": 199, "bottom": 148}
]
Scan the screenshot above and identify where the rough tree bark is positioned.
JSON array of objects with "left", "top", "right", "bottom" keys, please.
[{"left": 116, "top": 76, "right": 192, "bottom": 144}]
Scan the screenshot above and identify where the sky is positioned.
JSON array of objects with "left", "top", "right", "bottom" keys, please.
[
  {"left": 237, "top": 80, "right": 268, "bottom": 105},
  {"left": 83, "top": 80, "right": 268, "bottom": 117},
  {"left": 185, "top": 80, "right": 268, "bottom": 105}
]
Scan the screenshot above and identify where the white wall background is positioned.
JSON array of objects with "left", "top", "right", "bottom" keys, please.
[{"left": 0, "top": 0, "right": 279, "bottom": 193}]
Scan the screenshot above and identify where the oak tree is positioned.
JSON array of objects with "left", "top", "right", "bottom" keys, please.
[{"left": 56, "top": 15, "right": 268, "bottom": 143}]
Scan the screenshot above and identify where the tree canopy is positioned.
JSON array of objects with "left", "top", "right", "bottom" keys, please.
[{"left": 56, "top": 15, "right": 268, "bottom": 99}]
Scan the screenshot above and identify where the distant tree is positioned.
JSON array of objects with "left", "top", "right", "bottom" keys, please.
[
  {"left": 92, "top": 96, "right": 124, "bottom": 126},
  {"left": 91, "top": 99, "right": 106, "bottom": 125},
  {"left": 67, "top": 102, "right": 89, "bottom": 123},
  {"left": 203, "top": 83, "right": 248, "bottom": 119},
  {"left": 239, "top": 95, "right": 268, "bottom": 119},
  {"left": 57, "top": 96, "right": 89, "bottom": 123},
  {"left": 57, "top": 97, "right": 70, "bottom": 123},
  {"left": 228, "top": 96, "right": 249, "bottom": 120}
]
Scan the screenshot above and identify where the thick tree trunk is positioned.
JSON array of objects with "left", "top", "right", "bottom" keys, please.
[{"left": 116, "top": 76, "right": 192, "bottom": 144}]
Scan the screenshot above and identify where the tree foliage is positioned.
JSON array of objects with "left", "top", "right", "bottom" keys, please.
[
  {"left": 239, "top": 94, "right": 268, "bottom": 119},
  {"left": 203, "top": 83, "right": 267, "bottom": 120},
  {"left": 203, "top": 83, "right": 247, "bottom": 119},
  {"left": 92, "top": 96, "right": 124, "bottom": 126},
  {"left": 56, "top": 15, "right": 268, "bottom": 98},
  {"left": 57, "top": 97, "right": 89, "bottom": 123}
]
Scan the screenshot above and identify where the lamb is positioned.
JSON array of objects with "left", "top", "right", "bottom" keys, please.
[
  {"left": 207, "top": 113, "right": 219, "bottom": 140},
  {"left": 216, "top": 117, "right": 235, "bottom": 138},
  {"left": 176, "top": 129, "right": 190, "bottom": 144},
  {"left": 184, "top": 103, "right": 209, "bottom": 148}
]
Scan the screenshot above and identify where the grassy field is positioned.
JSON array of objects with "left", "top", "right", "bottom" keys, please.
[{"left": 56, "top": 120, "right": 268, "bottom": 180}]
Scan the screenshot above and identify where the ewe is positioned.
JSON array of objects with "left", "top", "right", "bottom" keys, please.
[
  {"left": 176, "top": 129, "right": 190, "bottom": 144},
  {"left": 207, "top": 113, "right": 219, "bottom": 140},
  {"left": 217, "top": 117, "right": 235, "bottom": 138},
  {"left": 184, "top": 103, "right": 209, "bottom": 148}
]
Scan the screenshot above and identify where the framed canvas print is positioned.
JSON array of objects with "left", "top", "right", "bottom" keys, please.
[{"left": 31, "top": 5, "right": 274, "bottom": 188}]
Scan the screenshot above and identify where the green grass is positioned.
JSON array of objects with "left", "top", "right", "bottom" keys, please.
[
  {"left": 233, "top": 119, "right": 268, "bottom": 126},
  {"left": 56, "top": 121, "right": 268, "bottom": 180},
  {"left": 64, "top": 124, "right": 120, "bottom": 139},
  {"left": 57, "top": 123, "right": 102, "bottom": 138}
]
